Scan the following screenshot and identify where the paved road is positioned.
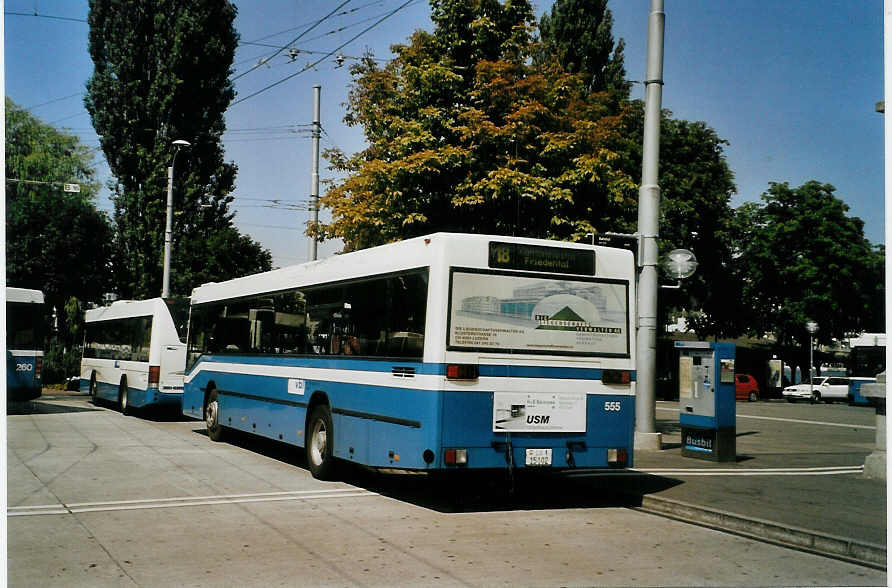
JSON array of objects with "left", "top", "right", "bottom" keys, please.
[{"left": 7, "top": 393, "right": 887, "bottom": 587}]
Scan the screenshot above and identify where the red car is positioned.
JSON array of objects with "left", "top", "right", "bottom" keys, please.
[{"left": 735, "top": 374, "right": 760, "bottom": 401}]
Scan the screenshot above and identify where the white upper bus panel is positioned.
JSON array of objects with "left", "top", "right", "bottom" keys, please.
[
  {"left": 85, "top": 298, "right": 168, "bottom": 322},
  {"left": 6, "top": 287, "right": 45, "bottom": 305},
  {"left": 190, "top": 233, "right": 634, "bottom": 305}
]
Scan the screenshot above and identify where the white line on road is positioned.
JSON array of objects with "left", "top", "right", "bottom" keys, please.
[
  {"left": 566, "top": 465, "right": 865, "bottom": 478},
  {"left": 656, "top": 406, "right": 876, "bottom": 430},
  {"left": 8, "top": 488, "right": 378, "bottom": 517}
]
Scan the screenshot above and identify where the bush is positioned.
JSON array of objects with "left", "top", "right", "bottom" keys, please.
[{"left": 42, "top": 342, "right": 82, "bottom": 385}]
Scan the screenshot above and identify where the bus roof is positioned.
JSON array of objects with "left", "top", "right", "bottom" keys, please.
[
  {"left": 190, "top": 232, "right": 634, "bottom": 305},
  {"left": 85, "top": 297, "right": 170, "bottom": 323},
  {"left": 6, "top": 287, "right": 45, "bottom": 304},
  {"left": 849, "top": 333, "right": 887, "bottom": 347}
]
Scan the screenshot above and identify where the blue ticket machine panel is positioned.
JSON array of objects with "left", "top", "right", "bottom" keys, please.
[{"left": 676, "top": 341, "right": 736, "bottom": 461}]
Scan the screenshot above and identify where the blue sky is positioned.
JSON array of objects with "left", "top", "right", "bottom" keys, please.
[{"left": 4, "top": 1, "right": 884, "bottom": 269}]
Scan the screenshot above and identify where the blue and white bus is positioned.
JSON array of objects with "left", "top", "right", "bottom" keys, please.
[
  {"left": 183, "top": 233, "right": 636, "bottom": 479},
  {"left": 81, "top": 298, "right": 189, "bottom": 413},
  {"left": 847, "top": 333, "right": 886, "bottom": 405},
  {"left": 6, "top": 287, "right": 45, "bottom": 402}
]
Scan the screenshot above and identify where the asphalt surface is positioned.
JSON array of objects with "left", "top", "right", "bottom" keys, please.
[
  {"left": 616, "top": 400, "right": 887, "bottom": 568},
  {"left": 10, "top": 391, "right": 887, "bottom": 573}
]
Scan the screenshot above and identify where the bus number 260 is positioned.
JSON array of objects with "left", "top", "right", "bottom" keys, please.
[
  {"left": 15, "top": 363, "right": 33, "bottom": 371},
  {"left": 604, "top": 401, "right": 621, "bottom": 412}
]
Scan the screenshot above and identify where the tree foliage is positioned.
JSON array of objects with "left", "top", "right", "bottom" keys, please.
[
  {"left": 314, "top": 0, "right": 636, "bottom": 250},
  {"left": 85, "top": 0, "right": 270, "bottom": 299},
  {"left": 734, "top": 181, "right": 881, "bottom": 347},
  {"left": 5, "top": 98, "right": 114, "bottom": 309},
  {"left": 618, "top": 102, "right": 741, "bottom": 338},
  {"left": 536, "top": 0, "right": 629, "bottom": 98}
]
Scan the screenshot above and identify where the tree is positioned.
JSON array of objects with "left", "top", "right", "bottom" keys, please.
[
  {"left": 6, "top": 98, "right": 114, "bottom": 310},
  {"left": 618, "top": 102, "right": 742, "bottom": 338},
  {"left": 85, "top": 0, "right": 270, "bottom": 299},
  {"left": 314, "top": 0, "right": 636, "bottom": 250},
  {"left": 6, "top": 98, "right": 115, "bottom": 382},
  {"left": 735, "top": 181, "right": 879, "bottom": 352},
  {"left": 536, "top": 0, "right": 630, "bottom": 98}
]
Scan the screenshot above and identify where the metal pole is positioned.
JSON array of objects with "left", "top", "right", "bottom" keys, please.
[
  {"left": 162, "top": 162, "right": 175, "bottom": 299},
  {"left": 809, "top": 334, "right": 814, "bottom": 399},
  {"left": 309, "top": 84, "right": 321, "bottom": 261},
  {"left": 635, "top": 0, "right": 665, "bottom": 451}
]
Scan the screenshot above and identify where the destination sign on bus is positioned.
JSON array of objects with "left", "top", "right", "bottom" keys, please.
[{"left": 489, "top": 242, "right": 595, "bottom": 276}]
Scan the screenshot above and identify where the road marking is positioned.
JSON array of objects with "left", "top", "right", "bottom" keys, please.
[
  {"left": 8, "top": 488, "right": 378, "bottom": 517},
  {"left": 656, "top": 406, "right": 876, "bottom": 430},
  {"left": 567, "top": 465, "right": 865, "bottom": 478}
]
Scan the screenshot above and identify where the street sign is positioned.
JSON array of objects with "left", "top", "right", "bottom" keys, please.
[{"left": 63, "top": 183, "right": 81, "bottom": 193}]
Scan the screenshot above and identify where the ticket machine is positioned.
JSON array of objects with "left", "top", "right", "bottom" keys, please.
[{"left": 676, "top": 341, "right": 736, "bottom": 461}]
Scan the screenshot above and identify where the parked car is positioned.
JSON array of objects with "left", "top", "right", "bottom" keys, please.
[
  {"left": 782, "top": 376, "right": 850, "bottom": 403},
  {"left": 735, "top": 374, "right": 760, "bottom": 402}
]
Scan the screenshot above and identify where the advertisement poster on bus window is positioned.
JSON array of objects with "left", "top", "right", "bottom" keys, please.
[{"left": 448, "top": 271, "right": 629, "bottom": 356}]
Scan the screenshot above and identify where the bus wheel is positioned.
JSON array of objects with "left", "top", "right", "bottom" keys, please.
[
  {"left": 206, "top": 390, "right": 225, "bottom": 442},
  {"left": 119, "top": 377, "right": 131, "bottom": 415},
  {"left": 307, "top": 405, "right": 336, "bottom": 480}
]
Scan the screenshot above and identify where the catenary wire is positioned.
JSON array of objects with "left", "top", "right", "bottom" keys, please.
[{"left": 230, "top": 0, "right": 415, "bottom": 107}]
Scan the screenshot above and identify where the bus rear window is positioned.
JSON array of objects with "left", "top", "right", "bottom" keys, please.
[
  {"left": 447, "top": 269, "right": 629, "bottom": 357},
  {"left": 6, "top": 302, "right": 44, "bottom": 350}
]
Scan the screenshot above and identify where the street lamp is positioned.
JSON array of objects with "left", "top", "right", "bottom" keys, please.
[
  {"left": 806, "top": 321, "right": 819, "bottom": 401},
  {"left": 162, "top": 139, "right": 191, "bottom": 299}
]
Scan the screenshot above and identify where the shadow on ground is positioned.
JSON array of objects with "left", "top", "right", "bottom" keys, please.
[
  {"left": 6, "top": 399, "right": 103, "bottom": 415},
  {"left": 192, "top": 426, "right": 684, "bottom": 514}
]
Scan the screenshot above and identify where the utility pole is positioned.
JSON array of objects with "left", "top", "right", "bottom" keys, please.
[
  {"left": 162, "top": 139, "right": 190, "bottom": 299},
  {"left": 635, "top": 0, "right": 665, "bottom": 450},
  {"left": 309, "top": 85, "right": 321, "bottom": 261}
]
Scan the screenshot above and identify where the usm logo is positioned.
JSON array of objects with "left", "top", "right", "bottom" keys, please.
[{"left": 527, "top": 415, "right": 550, "bottom": 425}]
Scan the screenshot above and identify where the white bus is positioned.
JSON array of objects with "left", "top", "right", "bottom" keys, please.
[
  {"left": 81, "top": 298, "right": 188, "bottom": 413},
  {"left": 183, "top": 233, "right": 636, "bottom": 479},
  {"left": 7, "top": 287, "right": 45, "bottom": 401}
]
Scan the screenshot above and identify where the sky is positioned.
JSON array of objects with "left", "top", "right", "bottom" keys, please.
[{"left": 4, "top": 1, "right": 885, "bottom": 270}]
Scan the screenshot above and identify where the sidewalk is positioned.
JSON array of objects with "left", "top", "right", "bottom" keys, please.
[{"left": 619, "top": 405, "right": 886, "bottom": 569}]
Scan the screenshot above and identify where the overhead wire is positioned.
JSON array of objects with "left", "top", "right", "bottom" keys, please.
[
  {"left": 230, "top": 0, "right": 351, "bottom": 83},
  {"left": 4, "top": 10, "right": 86, "bottom": 23},
  {"left": 230, "top": 0, "right": 416, "bottom": 107},
  {"left": 25, "top": 92, "right": 82, "bottom": 110}
]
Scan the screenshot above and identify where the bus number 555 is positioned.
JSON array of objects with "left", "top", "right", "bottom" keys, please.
[{"left": 604, "top": 401, "right": 621, "bottom": 412}]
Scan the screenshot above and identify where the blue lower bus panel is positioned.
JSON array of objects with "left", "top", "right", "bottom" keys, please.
[
  {"left": 183, "top": 357, "right": 634, "bottom": 473},
  {"left": 7, "top": 353, "right": 41, "bottom": 401},
  {"left": 81, "top": 377, "right": 181, "bottom": 409},
  {"left": 848, "top": 378, "right": 876, "bottom": 406}
]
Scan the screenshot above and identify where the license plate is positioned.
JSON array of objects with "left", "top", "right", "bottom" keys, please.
[{"left": 525, "top": 448, "right": 552, "bottom": 467}]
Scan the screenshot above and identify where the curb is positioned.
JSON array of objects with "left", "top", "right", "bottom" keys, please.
[{"left": 635, "top": 494, "right": 887, "bottom": 570}]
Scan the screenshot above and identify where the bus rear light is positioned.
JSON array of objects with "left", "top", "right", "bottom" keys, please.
[
  {"left": 444, "top": 448, "right": 468, "bottom": 466},
  {"left": 35, "top": 357, "right": 42, "bottom": 379},
  {"left": 446, "top": 364, "right": 478, "bottom": 381},
  {"left": 602, "top": 369, "right": 631, "bottom": 385},
  {"left": 148, "top": 365, "right": 161, "bottom": 388},
  {"left": 607, "top": 448, "right": 628, "bottom": 467}
]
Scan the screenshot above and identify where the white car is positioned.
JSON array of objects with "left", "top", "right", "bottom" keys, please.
[{"left": 783, "top": 376, "right": 850, "bottom": 403}]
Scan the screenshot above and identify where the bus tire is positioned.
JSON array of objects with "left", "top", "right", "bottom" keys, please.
[
  {"left": 307, "top": 405, "right": 336, "bottom": 480},
  {"left": 119, "top": 377, "right": 131, "bottom": 415},
  {"left": 205, "top": 389, "right": 226, "bottom": 442}
]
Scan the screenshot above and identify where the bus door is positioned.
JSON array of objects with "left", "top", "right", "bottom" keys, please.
[{"left": 160, "top": 344, "right": 186, "bottom": 393}]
